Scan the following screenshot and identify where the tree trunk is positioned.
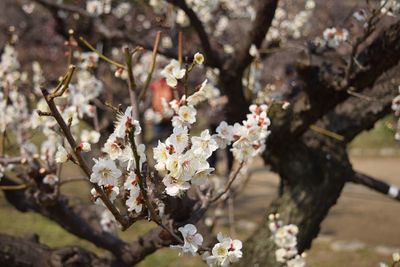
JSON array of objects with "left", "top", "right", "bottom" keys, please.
[{"left": 238, "top": 136, "right": 353, "bottom": 266}]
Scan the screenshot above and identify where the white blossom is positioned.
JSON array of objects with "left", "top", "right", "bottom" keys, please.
[
  {"left": 100, "top": 210, "right": 117, "bottom": 233},
  {"left": 161, "top": 59, "right": 186, "bottom": 87},
  {"left": 126, "top": 185, "right": 143, "bottom": 213},
  {"left": 205, "top": 233, "right": 243, "bottom": 266},
  {"left": 103, "top": 134, "right": 124, "bottom": 160},
  {"left": 323, "top": 27, "right": 349, "bottom": 48},
  {"left": 191, "top": 129, "right": 218, "bottom": 158},
  {"left": 172, "top": 224, "right": 203, "bottom": 256},
  {"left": 153, "top": 141, "right": 171, "bottom": 171},
  {"left": 43, "top": 174, "right": 59, "bottom": 186},
  {"left": 114, "top": 106, "right": 141, "bottom": 138},
  {"left": 55, "top": 145, "right": 69, "bottom": 163},
  {"left": 163, "top": 173, "right": 191, "bottom": 197},
  {"left": 90, "top": 158, "right": 121, "bottom": 186},
  {"left": 80, "top": 130, "right": 100, "bottom": 144},
  {"left": 166, "top": 127, "right": 189, "bottom": 154},
  {"left": 172, "top": 105, "right": 197, "bottom": 128},
  {"left": 79, "top": 142, "right": 91, "bottom": 152}
]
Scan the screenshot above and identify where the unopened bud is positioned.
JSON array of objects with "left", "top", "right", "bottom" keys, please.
[
  {"left": 78, "top": 142, "right": 91, "bottom": 152},
  {"left": 194, "top": 52, "right": 204, "bottom": 65},
  {"left": 282, "top": 101, "right": 290, "bottom": 110},
  {"left": 114, "top": 67, "right": 124, "bottom": 78}
]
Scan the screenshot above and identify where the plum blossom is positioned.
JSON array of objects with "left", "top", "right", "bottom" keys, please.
[
  {"left": 172, "top": 105, "right": 197, "bottom": 128},
  {"left": 103, "top": 134, "right": 124, "bottom": 160},
  {"left": 161, "top": 59, "right": 186, "bottom": 87},
  {"left": 79, "top": 142, "right": 91, "bottom": 152},
  {"left": 191, "top": 163, "right": 214, "bottom": 186},
  {"left": 166, "top": 127, "right": 189, "bottom": 154},
  {"left": 269, "top": 213, "right": 305, "bottom": 266},
  {"left": 43, "top": 174, "right": 59, "bottom": 186},
  {"left": 287, "top": 255, "right": 306, "bottom": 267},
  {"left": 214, "top": 121, "right": 234, "bottom": 149},
  {"left": 91, "top": 185, "right": 120, "bottom": 206},
  {"left": 186, "top": 79, "right": 212, "bottom": 106},
  {"left": 353, "top": 9, "right": 367, "bottom": 22},
  {"left": 86, "top": 0, "right": 111, "bottom": 15},
  {"left": 126, "top": 185, "right": 143, "bottom": 213},
  {"left": 172, "top": 224, "right": 203, "bottom": 256},
  {"left": 123, "top": 171, "right": 138, "bottom": 191},
  {"left": 100, "top": 210, "right": 117, "bottom": 233},
  {"left": 55, "top": 145, "right": 69, "bottom": 163},
  {"left": 230, "top": 104, "right": 270, "bottom": 162},
  {"left": 80, "top": 130, "right": 100, "bottom": 144},
  {"left": 163, "top": 173, "right": 192, "bottom": 196},
  {"left": 322, "top": 27, "right": 349, "bottom": 48},
  {"left": 90, "top": 158, "right": 121, "bottom": 186},
  {"left": 114, "top": 106, "right": 141, "bottom": 138},
  {"left": 205, "top": 233, "right": 243, "bottom": 266},
  {"left": 153, "top": 141, "right": 170, "bottom": 171},
  {"left": 191, "top": 129, "right": 219, "bottom": 158},
  {"left": 120, "top": 143, "right": 146, "bottom": 171}
]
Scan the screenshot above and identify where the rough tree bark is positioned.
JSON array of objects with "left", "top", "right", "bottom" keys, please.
[{"left": 238, "top": 56, "right": 400, "bottom": 267}]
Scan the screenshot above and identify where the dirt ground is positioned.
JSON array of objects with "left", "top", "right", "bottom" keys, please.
[{"left": 233, "top": 156, "right": 400, "bottom": 267}]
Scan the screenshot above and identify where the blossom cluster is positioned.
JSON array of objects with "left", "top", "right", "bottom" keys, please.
[
  {"left": 90, "top": 106, "right": 145, "bottom": 213},
  {"left": 152, "top": 74, "right": 270, "bottom": 196},
  {"left": 321, "top": 27, "right": 349, "bottom": 49},
  {"left": 0, "top": 44, "right": 29, "bottom": 137},
  {"left": 381, "top": 0, "right": 400, "bottom": 16},
  {"left": 31, "top": 51, "right": 103, "bottom": 166},
  {"left": 172, "top": 224, "right": 243, "bottom": 267},
  {"left": 86, "top": 0, "right": 112, "bottom": 15},
  {"left": 149, "top": 0, "right": 256, "bottom": 48},
  {"left": 152, "top": 81, "right": 219, "bottom": 196},
  {"left": 266, "top": 0, "right": 316, "bottom": 43},
  {"left": 269, "top": 214, "right": 306, "bottom": 267}
]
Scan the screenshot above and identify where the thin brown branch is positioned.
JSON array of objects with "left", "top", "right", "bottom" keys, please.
[
  {"left": 140, "top": 31, "right": 161, "bottom": 101},
  {"left": 210, "top": 161, "right": 244, "bottom": 203},
  {"left": 40, "top": 87, "right": 129, "bottom": 228}
]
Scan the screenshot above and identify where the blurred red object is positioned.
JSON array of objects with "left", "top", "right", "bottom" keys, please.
[{"left": 150, "top": 78, "right": 173, "bottom": 114}]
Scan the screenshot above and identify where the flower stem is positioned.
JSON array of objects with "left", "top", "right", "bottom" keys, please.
[
  {"left": 139, "top": 31, "right": 161, "bottom": 101},
  {"left": 79, "top": 37, "right": 125, "bottom": 69}
]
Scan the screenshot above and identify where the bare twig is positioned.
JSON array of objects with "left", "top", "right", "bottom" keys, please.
[
  {"left": 139, "top": 31, "right": 161, "bottom": 101},
  {"left": 178, "top": 31, "right": 183, "bottom": 66},
  {"left": 210, "top": 161, "right": 245, "bottom": 203},
  {"left": 79, "top": 37, "right": 125, "bottom": 69},
  {"left": 40, "top": 87, "right": 129, "bottom": 228}
]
